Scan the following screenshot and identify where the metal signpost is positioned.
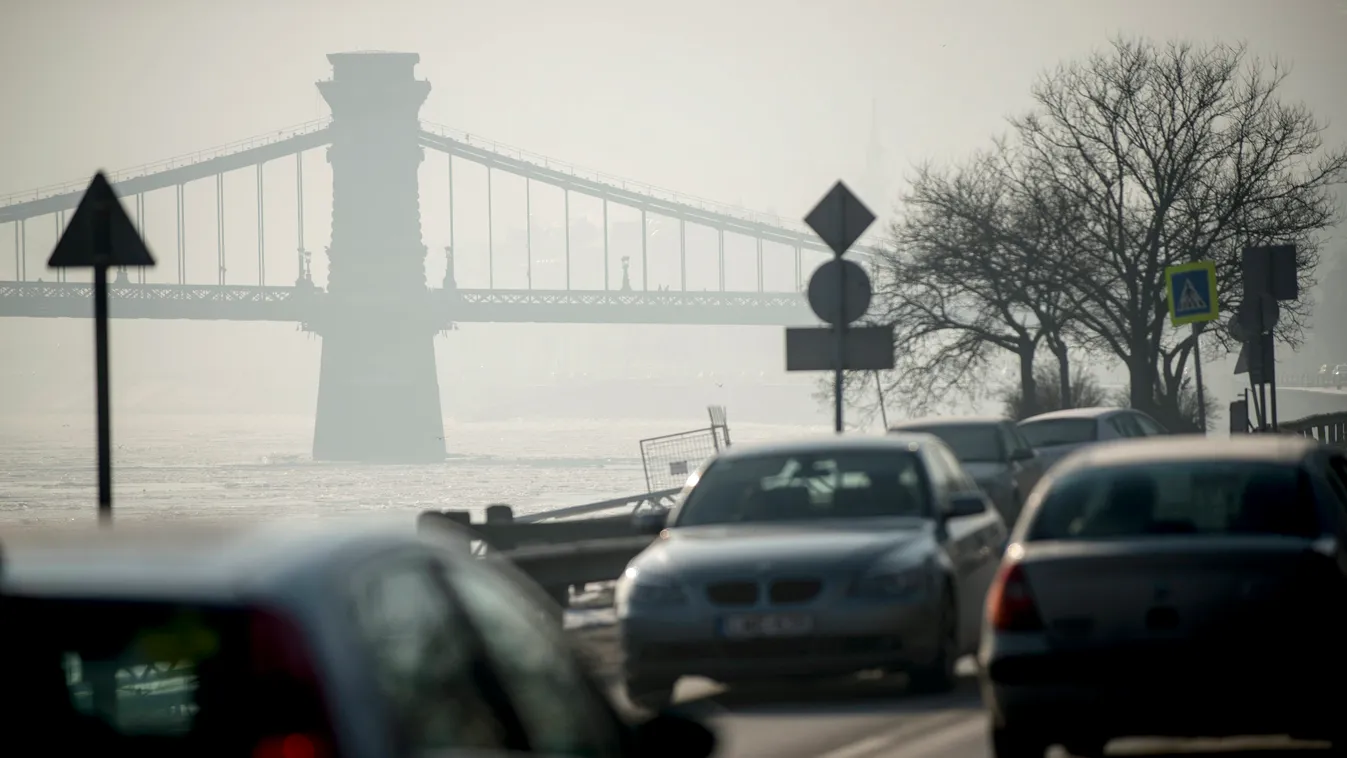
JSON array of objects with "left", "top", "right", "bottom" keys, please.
[
  {"left": 47, "top": 172, "right": 156, "bottom": 525},
  {"left": 1164, "top": 260, "right": 1219, "bottom": 433},
  {"left": 1233, "top": 245, "right": 1297, "bottom": 431},
  {"left": 790, "top": 181, "right": 892, "bottom": 432}
]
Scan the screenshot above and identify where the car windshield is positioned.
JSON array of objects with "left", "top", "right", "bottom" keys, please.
[
  {"left": 902, "top": 424, "right": 1003, "bottom": 463},
  {"left": 1025, "top": 461, "right": 1320, "bottom": 541},
  {"left": 674, "top": 449, "right": 932, "bottom": 527},
  {"left": 1018, "top": 418, "right": 1098, "bottom": 448}
]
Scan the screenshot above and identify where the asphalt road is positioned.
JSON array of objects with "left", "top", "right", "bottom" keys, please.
[{"left": 630, "top": 661, "right": 1332, "bottom": 758}]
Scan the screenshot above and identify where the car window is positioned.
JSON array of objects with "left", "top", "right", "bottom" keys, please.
[
  {"left": 350, "top": 557, "right": 515, "bottom": 752},
  {"left": 1132, "top": 413, "right": 1168, "bottom": 436},
  {"left": 930, "top": 442, "right": 978, "bottom": 492},
  {"left": 900, "top": 424, "right": 1004, "bottom": 463},
  {"left": 999, "top": 423, "right": 1033, "bottom": 460},
  {"left": 1327, "top": 456, "right": 1347, "bottom": 505},
  {"left": 1018, "top": 418, "right": 1098, "bottom": 447},
  {"left": 1024, "top": 461, "right": 1321, "bottom": 541},
  {"left": 0, "top": 599, "right": 251, "bottom": 742},
  {"left": 1106, "top": 414, "right": 1145, "bottom": 438},
  {"left": 443, "top": 558, "right": 624, "bottom": 758},
  {"left": 674, "top": 449, "right": 933, "bottom": 526}
]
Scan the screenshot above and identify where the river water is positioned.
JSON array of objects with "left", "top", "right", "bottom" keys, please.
[{"left": 0, "top": 412, "right": 823, "bottom": 530}]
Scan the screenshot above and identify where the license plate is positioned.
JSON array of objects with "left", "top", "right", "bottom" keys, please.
[{"left": 720, "top": 613, "right": 814, "bottom": 639}]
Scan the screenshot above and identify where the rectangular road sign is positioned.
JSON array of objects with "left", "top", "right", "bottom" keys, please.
[
  {"left": 1242, "top": 245, "right": 1298, "bottom": 301},
  {"left": 1165, "top": 260, "right": 1218, "bottom": 327},
  {"left": 785, "top": 325, "right": 894, "bottom": 372}
]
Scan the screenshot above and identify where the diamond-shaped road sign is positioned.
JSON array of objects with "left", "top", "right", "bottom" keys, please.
[
  {"left": 804, "top": 181, "right": 875, "bottom": 257},
  {"left": 48, "top": 172, "right": 155, "bottom": 269}
]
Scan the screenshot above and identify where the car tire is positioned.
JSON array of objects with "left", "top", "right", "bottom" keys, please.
[
  {"left": 625, "top": 678, "right": 676, "bottom": 712},
  {"left": 907, "top": 588, "right": 957, "bottom": 694},
  {"left": 990, "top": 725, "right": 1049, "bottom": 758}
]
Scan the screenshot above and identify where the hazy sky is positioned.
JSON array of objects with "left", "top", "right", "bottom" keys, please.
[{"left": 1, "top": 0, "right": 1344, "bottom": 421}]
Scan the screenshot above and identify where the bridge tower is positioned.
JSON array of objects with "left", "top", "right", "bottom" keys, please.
[{"left": 311, "top": 52, "right": 445, "bottom": 462}]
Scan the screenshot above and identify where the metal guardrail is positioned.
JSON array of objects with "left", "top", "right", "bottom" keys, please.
[
  {"left": 1279, "top": 373, "right": 1347, "bottom": 390},
  {"left": 1278, "top": 411, "right": 1347, "bottom": 446},
  {"left": 419, "top": 488, "right": 682, "bottom": 604}
]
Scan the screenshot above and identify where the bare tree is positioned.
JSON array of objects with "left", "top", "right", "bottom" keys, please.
[
  {"left": 847, "top": 142, "right": 1090, "bottom": 420},
  {"left": 1011, "top": 38, "right": 1347, "bottom": 424},
  {"left": 1000, "top": 366, "right": 1110, "bottom": 421}
]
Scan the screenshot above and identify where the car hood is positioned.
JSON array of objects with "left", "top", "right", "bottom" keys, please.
[
  {"left": 631, "top": 521, "right": 931, "bottom": 580},
  {"left": 962, "top": 461, "right": 1011, "bottom": 485}
]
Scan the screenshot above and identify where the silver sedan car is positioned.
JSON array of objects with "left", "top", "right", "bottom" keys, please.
[
  {"left": 617, "top": 435, "right": 1007, "bottom": 708},
  {"left": 1016, "top": 407, "right": 1169, "bottom": 471}
]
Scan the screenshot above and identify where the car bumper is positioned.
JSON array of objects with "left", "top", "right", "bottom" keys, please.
[
  {"left": 980, "top": 641, "right": 1340, "bottom": 740},
  {"left": 620, "top": 600, "right": 940, "bottom": 683}
]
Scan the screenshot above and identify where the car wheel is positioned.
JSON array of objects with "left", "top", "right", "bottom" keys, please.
[
  {"left": 907, "top": 588, "right": 957, "bottom": 694},
  {"left": 625, "top": 678, "right": 677, "bottom": 712},
  {"left": 990, "top": 725, "right": 1049, "bottom": 758}
]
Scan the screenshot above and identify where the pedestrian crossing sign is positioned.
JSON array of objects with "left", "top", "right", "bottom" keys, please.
[{"left": 1165, "top": 260, "right": 1219, "bottom": 327}]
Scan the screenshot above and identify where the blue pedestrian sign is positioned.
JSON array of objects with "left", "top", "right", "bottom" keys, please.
[{"left": 1166, "top": 261, "right": 1219, "bottom": 327}]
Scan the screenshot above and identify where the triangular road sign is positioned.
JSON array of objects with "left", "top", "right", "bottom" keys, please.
[
  {"left": 1178, "top": 279, "right": 1207, "bottom": 312},
  {"left": 48, "top": 172, "right": 155, "bottom": 268}
]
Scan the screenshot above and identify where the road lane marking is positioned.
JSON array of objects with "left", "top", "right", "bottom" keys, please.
[
  {"left": 815, "top": 709, "right": 981, "bottom": 758},
  {"left": 819, "top": 735, "right": 892, "bottom": 758},
  {"left": 877, "top": 714, "right": 987, "bottom": 758}
]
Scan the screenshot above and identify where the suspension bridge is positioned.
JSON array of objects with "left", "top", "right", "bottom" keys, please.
[{"left": 0, "top": 51, "right": 883, "bottom": 462}]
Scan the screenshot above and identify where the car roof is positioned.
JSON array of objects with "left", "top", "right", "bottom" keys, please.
[
  {"left": 889, "top": 415, "right": 1008, "bottom": 430},
  {"left": 0, "top": 515, "right": 474, "bottom": 603},
  {"left": 715, "top": 434, "right": 934, "bottom": 461},
  {"left": 1019, "top": 406, "right": 1125, "bottom": 423},
  {"left": 1051, "top": 434, "right": 1323, "bottom": 474}
]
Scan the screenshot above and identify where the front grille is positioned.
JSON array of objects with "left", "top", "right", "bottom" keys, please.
[
  {"left": 706, "top": 581, "right": 758, "bottom": 606},
  {"left": 769, "top": 579, "right": 822, "bottom": 604}
]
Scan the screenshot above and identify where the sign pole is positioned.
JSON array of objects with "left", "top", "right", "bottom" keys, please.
[
  {"left": 93, "top": 204, "right": 113, "bottom": 525},
  {"left": 834, "top": 256, "right": 846, "bottom": 433},
  {"left": 792, "top": 181, "right": 890, "bottom": 424},
  {"left": 1191, "top": 322, "right": 1207, "bottom": 434},
  {"left": 46, "top": 172, "right": 156, "bottom": 526},
  {"left": 1268, "top": 338, "right": 1279, "bottom": 432}
]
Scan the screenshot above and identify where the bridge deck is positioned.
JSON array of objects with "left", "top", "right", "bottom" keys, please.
[{"left": 0, "top": 282, "right": 813, "bottom": 326}]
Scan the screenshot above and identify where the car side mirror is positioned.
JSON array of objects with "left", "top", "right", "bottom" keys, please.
[
  {"left": 632, "top": 509, "right": 669, "bottom": 536},
  {"left": 946, "top": 493, "right": 988, "bottom": 519},
  {"left": 1010, "top": 447, "right": 1035, "bottom": 461},
  {"left": 631, "top": 710, "right": 717, "bottom": 758}
]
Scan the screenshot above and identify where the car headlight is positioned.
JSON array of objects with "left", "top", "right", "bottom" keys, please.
[
  {"left": 849, "top": 565, "right": 928, "bottom": 600},
  {"left": 615, "top": 568, "right": 688, "bottom": 609}
]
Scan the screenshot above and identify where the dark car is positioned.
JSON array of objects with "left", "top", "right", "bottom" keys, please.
[
  {"left": 0, "top": 517, "right": 716, "bottom": 758},
  {"left": 979, "top": 435, "right": 1347, "bottom": 757},
  {"left": 890, "top": 416, "right": 1045, "bottom": 526}
]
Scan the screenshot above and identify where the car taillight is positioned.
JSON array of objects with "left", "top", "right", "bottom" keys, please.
[
  {"left": 986, "top": 561, "right": 1043, "bottom": 632},
  {"left": 250, "top": 609, "right": 336, "bottom": 757}
]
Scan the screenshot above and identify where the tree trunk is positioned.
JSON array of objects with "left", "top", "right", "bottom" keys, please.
[
  {"left": 1127, "top": 352, "right": 1155, "bottom": 415},
  {"left": 1019, "top": 347, "right": 1039, "bottom": 418},
  {"left": 1051, "top": 342, "right": 1072, "bottom": 409}
]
